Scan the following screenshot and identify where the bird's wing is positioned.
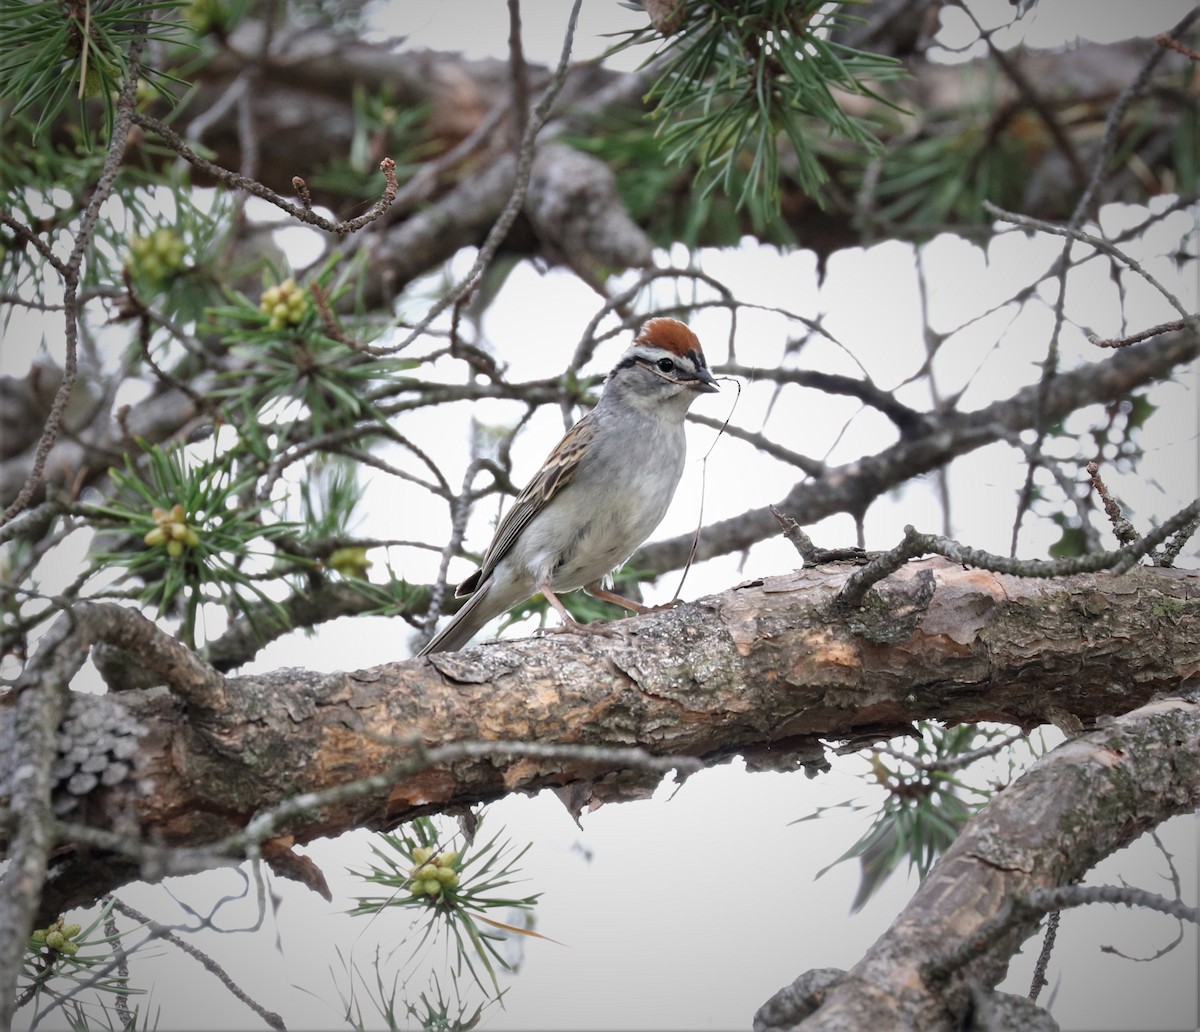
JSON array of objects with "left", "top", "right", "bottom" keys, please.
[{"left": 463, "top": 412, "right": 598, "bottom": 594}]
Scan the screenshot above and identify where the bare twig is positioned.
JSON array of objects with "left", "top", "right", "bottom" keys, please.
[
  {"left": 991, "top": 426, "right": 1103, "bottom": 554},
  {"left": 769, "top": 507, "right": 870, "bottom": 565},
  {"left": 507, "top": 0, "right": 530, "bottom": 150},
  {"left": 109, "top": 898, "right": 287, "bottom": 1030},
  {"left": 101, "top": 898, "right": 134, "bottom": 1027},
  {"left": 1089, "top": 317, "right": 1195, "bottom": 348},
  {"left": 1156, "top": 31, "right": 1200, "bottom": 62},
  {"left": 983, "top": 201, "right": 1196, "bottom": 327},
  {"left": 692, "top": 415, "right": 825, "bottom": 477},
  {"left": 930, "top": 883, "right": 1199, "bottom": 985},
  {"left": 1086, "top": 460, "right": 1139, "bottom": 547},
  {"left": 837, "top": 499, "right": 1200, "bottom": 608},
  {"left": 133, "top": 112, "right": 399, "bottom": 236},
  {"left": 0, "top": 211, "right": 70, "bottom": 277},
  {"left": 875, "top": 729, "right": 1025, "bottom": 774},
  {"left": 1157, "top": 510, "right": 1200, "bottom": 568},
  {"left": 1028, "top": 909, "right": 1059, "bottom": 1001},
  {"left": 308, "top": 281, "right": 356, "bottom": 348},
  {"left": 291, "top": 175, "right": 314, "bottom": 211}
]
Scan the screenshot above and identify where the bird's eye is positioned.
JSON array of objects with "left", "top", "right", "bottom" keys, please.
[{"left": 656, "top": 358, "right": 676, "bottom": 373}]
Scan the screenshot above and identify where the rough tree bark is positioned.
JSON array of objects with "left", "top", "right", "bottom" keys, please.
[{"left": 5, "top": 559, "right": 1197, "bottom": 928}]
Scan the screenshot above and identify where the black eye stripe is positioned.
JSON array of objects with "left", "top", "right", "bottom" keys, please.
[{"left": 613, "top": 349, "right": 706, "bottom": 378}]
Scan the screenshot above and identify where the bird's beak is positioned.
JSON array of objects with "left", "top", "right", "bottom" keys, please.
[{"left": 691, "top": 366, "right": 720, "bottom": 393}]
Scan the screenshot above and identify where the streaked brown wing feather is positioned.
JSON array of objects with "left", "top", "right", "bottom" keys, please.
[{"left": 463, "top": 413, "right": 598, "bottom": 592}]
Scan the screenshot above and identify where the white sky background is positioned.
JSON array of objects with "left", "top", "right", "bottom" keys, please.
[{"left": 5, "top": 1, "right": 1200, "bottom": 1030}]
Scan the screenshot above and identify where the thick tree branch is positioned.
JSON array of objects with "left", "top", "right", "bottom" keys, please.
[
  {"left": 754, "top": 693, "right": 1200, "bottom": 1031},
  {"left": 8, "top": 560, "right": 1198, "bottom": 917}
]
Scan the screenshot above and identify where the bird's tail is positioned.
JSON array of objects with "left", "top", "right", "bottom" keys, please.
[{"left": 418, "top": 582, "right": 513, "bottom": 656}]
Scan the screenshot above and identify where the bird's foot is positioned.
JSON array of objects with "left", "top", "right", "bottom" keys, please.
[{"left": 537, "top": 618, "right": 623, "bottom": 640}]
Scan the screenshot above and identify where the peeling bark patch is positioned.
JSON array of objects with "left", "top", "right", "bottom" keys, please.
[
  {"left": 319, "top": 724, "right": 377, "bottom": 779},
  {"left": 423, "top": 652, "right": 500, "bottom": 684},
  {"left": 791, "top": 631, "right": 861, "bottom": 684},
  {"left": 919, "top": 566, "right": 1006, "bottom": 644},
  {"left": 760, "top": 571, "right": 811, "bottom": 594},
  {"left": 1092, "top": 746, "right": 1126, "bottom": 767},
  {"left": 725, "top": 572, "right": 841, "bottom": 653},
  {"left": 386, "top": 767, "right": 457, "bottom": 811}
]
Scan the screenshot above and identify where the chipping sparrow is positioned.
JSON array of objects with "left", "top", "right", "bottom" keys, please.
[{"left": 419, "top": 317, "right": 719, "bottom": 655}]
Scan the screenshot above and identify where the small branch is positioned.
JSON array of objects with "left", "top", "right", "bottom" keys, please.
[
  {"left": 837, "top": 499, "right": 1200, "bottom": 608},
  {"left": 769, "top": 507, "right": 870, "bottom": 566},
  {"left": 1027, "top": 910, "right": 1059, "bottom": 1002},
  {"left": 693, "top": 416, "right": 825, "bottom": 477},
  {"left": 772, "top": 505, "right": 816, "bottom": 562},
  {"left": 1089, "top": 317, "right": 1194, "bottom": 348},
  {"left": 963, "top": 6, "right": 1088, "bottom": 190},
  {"left": 1086, "top": 460, "right": 1139, "bottom": 547},
  {"left": 109, "top": 898, "right": 287, "bottom": 1030},
  {"left": 0, "top": 211, "right": 69, "bottom": 276},
  {"left": 1156, "top": 31, "right": 1200, "bottom": 62},
  {"left": 291, "top": 175, "right": 314, "bottom": 211},
  {"left": 929, "top": 884, "right": 1199, "bottom": 985},
  {"left": 992, "top": 426, "right": 1103, "bottom": 554},
  {"left": 125, "top": 273, "right": 208, "bottom": 406},
  {"left": 257, "top": 418, "right": 451, "bottom": 506},
  {"left": 571, "top": 267, "right": 740, "bottom": 370},
  {"left": 875, "top": 729, "right": 1025, "bottom": 775},
  {"left": 723, "top": 364, "right": 932, "bottom": 438},
  {"left": 1158, "top": 511, "right": 1200, "bottom": 568},
  {"left": 308, "top": 281, "right": 358, "bottom": 348},
  {"left": 132, "top": 112, "right": 398, "bottom": 236},
  {"left": 983, "top": 200, "right": 1196, "bottom": 327},
  {"left": 101, "top": 897, "right": 134, "bottom": 1027},
  {"left": 1072, "top": 5, "right": 1199, "bottom": 228},
  {"left": 507, "top": 0, "right": 530, "bottom": 150}
]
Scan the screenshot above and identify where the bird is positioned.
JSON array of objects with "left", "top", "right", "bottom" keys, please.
[{"left": 419, "top": 317, "right": 719, "bottom": 655}]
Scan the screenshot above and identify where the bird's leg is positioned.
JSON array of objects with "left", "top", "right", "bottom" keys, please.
[
  {"left": 584, "top": 581, "right": 684, "bottom": 614},
  {"left": 537, "top": 584, "right": 621, "bottom": 638}
]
